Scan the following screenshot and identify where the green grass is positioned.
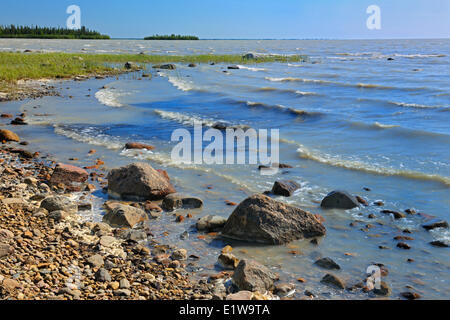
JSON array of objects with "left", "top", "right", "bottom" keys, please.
[{"left": 0, "top": 52, "right": 306, "bottom": 82}]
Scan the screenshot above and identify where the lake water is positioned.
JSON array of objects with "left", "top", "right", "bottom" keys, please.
[{"left": 1, "top": 39, "right": 449, "bottom": 299}]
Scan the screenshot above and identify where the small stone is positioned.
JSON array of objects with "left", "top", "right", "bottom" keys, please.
[
  {"left": 373, "top": 281, "right": 391, "bottom": 296},
  {"left": 320, "top": 274, "right": 345, "bottom": 289},
  {"left": 109, "top": 282, "right": 120, "bottom": 290},
  {"left": 119, "top": 278, "right": 131, "bottom": 289},
  {"left": 430, "top": 240, "right": 449, "bottom": 248},
  {"left": 171, "top": 249, "right": 188, "bottom": 261},
  {"left": 87, "top": 254, "right": 104, "bottom": 268},
  {"left": 314, "top": 257, "right": 341, "bottom": 270},
  {"left": 422, "top": 219, "right": 449, "bottom": 231},
  {"left": 218, "top": 253, "right": 240, "bottom": 270},
  {"left": 381, "top": 210, "right": 406, "bottom": 219},
  {"left": 226, "top": 291, "right": 253, "bottom": 300},
  {"left": 114, "top": 289, "right": 131, "bottom": 297},
  {"left": 401, "top": 292, "right": 421, "bottom": 300},
  {"left": 397, "top": 242, "right": 411, "bottom": 249},
  {"left": 95, "top": 268, "right": 111, "bottom": 282}
]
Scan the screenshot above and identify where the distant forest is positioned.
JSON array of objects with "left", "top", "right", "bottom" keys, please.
[
  {"left": 0, "top": 25, "right": 110, "bottom": 39},
  {"left": 144, "top": 34, "right": 199, "bottom": 40}
]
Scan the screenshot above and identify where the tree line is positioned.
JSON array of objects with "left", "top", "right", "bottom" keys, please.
[
  {"left": 144, "top": 34, "right": 199, "bottom": 40},
  {"left": 0, "top": 25, "right": 110, "bottom": 39}
]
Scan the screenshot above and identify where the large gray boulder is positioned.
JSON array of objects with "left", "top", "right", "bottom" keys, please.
[
  {"left": 232, "top": 259, "right": 279, "bottom": 292},
  {"left": 320, "top": 190, "right": 359, "bottom": 209},
  {"left": 40, "top": 196, "right": 78, "bottom": 214},
  {"left": 222, "top": 194, "right": 326, "bottom": 244},
  {"left": 103, "top": 204, "right": 149, "bottom": 228},
  {"left": 107, "top": 163, "right": 176, "bottom": 201}
]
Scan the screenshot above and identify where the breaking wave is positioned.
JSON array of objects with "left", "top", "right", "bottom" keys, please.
[
  {"left": 95, "top": 88, "right": 129, "bottom": 107},
  {"left": 296, "top": 145, "right": 450, "bottom": 186}
]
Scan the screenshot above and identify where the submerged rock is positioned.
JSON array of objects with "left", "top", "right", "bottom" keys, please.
[
  {"left": 152, "top": 64, "right": 176, "bottom": 70},
  {"left": 271, "top": 180, "right": 300, "bottom": 197},
  {"left": 381, "top": 210, "right": 406, "bottom": 220},
  {"left": 107, "top": 162, "right": 176, "bottom": 201},
  {"left": 232, "top": 259, "right": 279, "bottom": 292},
  {"left": 103, "top": 204, "right": 149, "bottom": 228},
  {"left": 222, "top": 194, "right": 326, "bottom": 244},
  {"left": 196, "top": 215, "right": 227, "bottom": 232},
  {"left": 162, "top": 193, "right": 203, "bottom": 211},
  {"left": 50, "top": 163, "right": 88, "bottom": 192},
  {"left": 314, "top": 257, "right": 341, "bottom": 270},
  {"left": 422, "top": 219, "right": 449, "bottom": 230},
  {"left": 320, "top": 274, "right": 345, "bottom": 289},
  {"left": 321, "top": 190, "right": 359, "bottom": 210}
]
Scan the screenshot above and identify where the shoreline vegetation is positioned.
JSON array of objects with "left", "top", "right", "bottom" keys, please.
[
  {"left": 144, "top": 34, "right": 199, "bottom": 40},
  {"left": 0, "top": 51, "right": 305, "bottom": 101},
  {"left": 0, "top": 25, "right": 110, "bottom": 40}
]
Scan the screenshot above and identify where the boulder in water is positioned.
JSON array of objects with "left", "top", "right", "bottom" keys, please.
[
  {"left": 271, "top": 180, "right": 300, "bottom": 197},
  {"left": 321, "top": 190, "right": 359, "bottom": 209},
  {"left": 222, "top": 194, "right": 326, "bottom": 244}
]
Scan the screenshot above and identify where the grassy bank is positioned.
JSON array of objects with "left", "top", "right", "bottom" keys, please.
[{"left": 0, "top": 52, "right": 306, "bottom": 82}]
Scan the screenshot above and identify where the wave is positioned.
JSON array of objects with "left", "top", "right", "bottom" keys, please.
[
  {"left": 54, "top": 125, "right": 124, "bottom": 150},
  {"left": 236, "top": 65, "right": 267, "bottom": 72},
  {"left": 388, "top": 101, "right": 446, "bottom": 110},
  {"left": 287, "top": 63, "right": 305, "bottom": 68},
  {"left": 54, "top": 124, "right": 256, "bottom": 192},
  {"left": 256, "top": 87, "right": 319, "bottom": 96},
  {"left": 158, "top": 72, "right": 198, "bottom": 92},
  {"left": 264, "top": 77, "right": 396, "bottom": 90},
  {"left": 296, "top": 145, "right": 450, "bottom": 186},
  {"left": 373, "top": 122, "right": 400, "bottom": 129},
  {"left": 154, "top": 109, "right": 249, "bottom": 130},
  {"left": 95, "top": 88, "right": 129, "bottom": 107},
  {"left": 392, "top": 53, "right": 447, "bottom": 59},
  {"left": 244, "top": 101, "right": 322, "bottom": 118},
  {"left": 120, "top": 149, "right": 257, "bottom": 192}
]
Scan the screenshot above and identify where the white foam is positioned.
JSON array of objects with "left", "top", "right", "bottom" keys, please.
[
  {"left": 154, "top": 109, "right": 218, "bottom": 127},
  {"left": 236, "top": 65, "right": 267, "bottom": 72},
  {"left": 95, "top": 88, "right": 129, "bottom": 107}
]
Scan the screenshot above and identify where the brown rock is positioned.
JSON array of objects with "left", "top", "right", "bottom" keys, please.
[
  {"left": 271, "top": 180, "right": 300, "bottom": 197},
  {"left": 125, "top": 142, "right": 155, "bottom": 151},
  {"left": 50, "top": 163, "right": 88, "bottom": 192},
  {"left": 320, "top": 274, "right": 345, "bottom": 289},
  {"left": 107, "top": 162, "right": 176, "bottom": 201},
  {"left": 103, "top": 204, "right": 149, "bottom": 228},
  {"left": 0, "top": 129, "right": 20, "bottom": 142},
  {"left": 218, "top": 253, "right": 240, "bottom": 270}
]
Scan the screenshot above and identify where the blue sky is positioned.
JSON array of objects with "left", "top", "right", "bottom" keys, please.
[{"left": 0, "top": 0, "right": 449, "bottom": 39}]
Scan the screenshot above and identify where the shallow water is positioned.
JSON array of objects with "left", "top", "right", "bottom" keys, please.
[{"left": 1, "top": 39, "right": 449, "bottom": 299}]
